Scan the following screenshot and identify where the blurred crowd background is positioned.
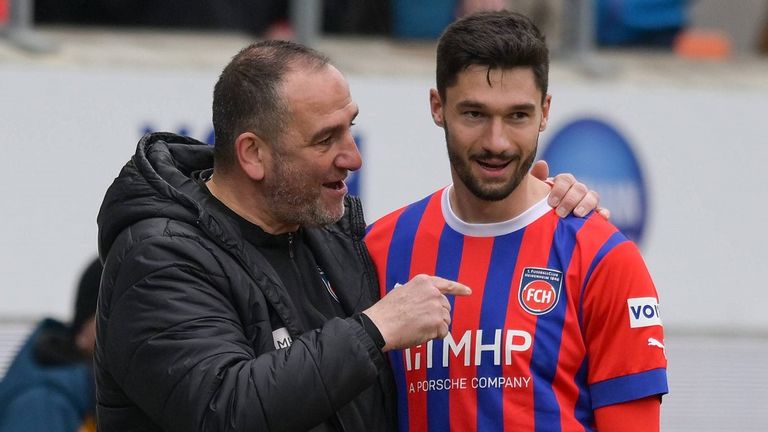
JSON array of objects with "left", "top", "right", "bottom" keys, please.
[{"left": 18, "top": 0, "right": 768, "bottom": 55}]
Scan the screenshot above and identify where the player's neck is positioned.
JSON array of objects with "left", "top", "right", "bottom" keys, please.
[{"left": 449, "top": 174, "right": 550, "bottom": 224}]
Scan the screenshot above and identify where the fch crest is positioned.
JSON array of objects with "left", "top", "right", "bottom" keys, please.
[{"left": 519, "top": 267, "right": 563, "bottom": 315}]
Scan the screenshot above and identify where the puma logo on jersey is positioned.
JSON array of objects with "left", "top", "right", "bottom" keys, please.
[
  {"left": 648, "top": 337, "right": 664, "bottom": 349},
  {"left": 648, "top": 337, "right": 666, "bottom": 358}
]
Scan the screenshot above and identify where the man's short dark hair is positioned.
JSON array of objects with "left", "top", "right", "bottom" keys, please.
[
  {"left": 436, "top": 11, "right": 549, "bottom": 101},
  {"left": 211, "top": 40, "right": 330, "bottom": 171},
  {"left": 72, "top": 257, "right": 102, "bottom": 335}
]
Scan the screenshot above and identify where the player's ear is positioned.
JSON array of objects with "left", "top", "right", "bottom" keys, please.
[
  {"left": 430, "top": 88, "right": 445, "bottom": 127},
  {"left": 539, "top": 94, "right": 552, "bottom": 132}
]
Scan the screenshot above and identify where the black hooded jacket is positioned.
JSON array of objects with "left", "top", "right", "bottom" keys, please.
[{"left": 95, "top": 133, "right": 396, "bottom": 431}]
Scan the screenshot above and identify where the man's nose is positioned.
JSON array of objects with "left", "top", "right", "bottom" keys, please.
[
  {"left": 336, "top": 131, "right": 363, "bottom": 171},
  {"left": 483, "top": 118, "right": 510, "bottom": 153}
]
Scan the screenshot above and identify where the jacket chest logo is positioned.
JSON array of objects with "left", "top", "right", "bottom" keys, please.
[{"left": 272, "top": 327, "right": 293, "bottom": 349}]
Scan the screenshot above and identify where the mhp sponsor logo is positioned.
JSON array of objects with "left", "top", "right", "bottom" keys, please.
[
  {"left": 140, "top": 123, "right": 364, "bottom": 197},
  {"left": 541, "top": 118, "right": 648, "bottom": 244}
]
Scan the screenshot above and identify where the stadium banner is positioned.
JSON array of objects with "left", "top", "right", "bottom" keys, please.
[{"left": 0, "top": 63, "right": 765, "bottom": 333}]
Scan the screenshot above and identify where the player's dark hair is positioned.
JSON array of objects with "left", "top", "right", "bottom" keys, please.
[
  {"left": 436, "top": 11, "right": 549, "bottom": 101},
  {"left": 212, "top": 40, "right": 329, "bottom": 172}
]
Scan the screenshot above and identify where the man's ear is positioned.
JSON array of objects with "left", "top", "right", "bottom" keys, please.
[
  {"left": 235, "top": 132, "right": 269, "bottom": 181},
  {"left": 429, "top": 88, "right": 445, "bottom": 127},
  {"left": 539, "top": 94, "right": 552, "bottom": 132}
]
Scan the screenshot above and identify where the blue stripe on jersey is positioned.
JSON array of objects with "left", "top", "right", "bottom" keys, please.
[
  {"left": 590, "top": 368, "right": 669, "bottom": 409},
  {"left": 384, "top": 196, "right": 431, "bottom": 432},
  {"left": 577, "top": 231, "right": 627, "bottom": 330},
  {"left": 427, "top": 225, "right": 464, "bottom": 432},
  {"left": 574, "top": 358, "right": 596, "bottom": 432},
  {"left": 477, "top": 230, "right": 524, "bottom": 431},
  {"left": 532, "top": 216, "right": 587, "bottom": 432}
]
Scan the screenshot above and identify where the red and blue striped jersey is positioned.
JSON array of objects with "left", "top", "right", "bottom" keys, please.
[{"left": 364, "top": 187, "right": 668, "bottom": 432}]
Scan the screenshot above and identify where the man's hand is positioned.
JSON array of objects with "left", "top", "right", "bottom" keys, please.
[
  {"left": 363, "top": 275, "right": 471, "bottom": 352},
  {"left": 530, "top": 160, "right": 610, "bottom": 219}
]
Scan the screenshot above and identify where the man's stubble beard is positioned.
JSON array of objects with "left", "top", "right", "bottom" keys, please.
[
  {"left": 264, "top": 152, "right": 345, "bottom": 228},
  {"left": 444, "top": 119, "right": 538, "bottom": 202}
]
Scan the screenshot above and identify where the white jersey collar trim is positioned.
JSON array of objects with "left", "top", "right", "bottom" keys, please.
[{"left": 441, "top": 184, "right": 552, "bottom": 237}]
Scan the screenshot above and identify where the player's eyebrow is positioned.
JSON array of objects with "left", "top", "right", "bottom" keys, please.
[{"left": 456, "top": 100, "right": 537, "bottom": 112}]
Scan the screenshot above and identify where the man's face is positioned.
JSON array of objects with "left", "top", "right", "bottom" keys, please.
[
  {"left": 431, "top": 66, "right": 550, "bottom": 201},
  {"left": 76, "top": 316, "right": 96, "bottom": 357},
  {"left": 263, "top": 64, "right": 361, "bottom": 227}
]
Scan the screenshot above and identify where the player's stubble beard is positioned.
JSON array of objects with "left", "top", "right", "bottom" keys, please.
[{"left": 444, "top": 118, "right": 539, "bottom": 202}]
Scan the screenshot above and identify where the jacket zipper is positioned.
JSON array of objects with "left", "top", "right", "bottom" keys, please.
[
  {"left": 288, "top": 230, "right": 347, "bottom": 432},
  {"left": 288, "top": 232, "right": 295, "bottom": 259}
]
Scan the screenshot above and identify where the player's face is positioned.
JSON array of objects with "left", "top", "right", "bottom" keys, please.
[
  {"left": 431, "top": 66, "right": 550, "bottom": 201},
  {"left": 263, "top": 64, "right": 361, "bottom": 227}
]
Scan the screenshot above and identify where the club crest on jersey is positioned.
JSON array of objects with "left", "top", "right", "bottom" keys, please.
[{"left": 518, "top": 267, "right": 563, "bottom": 315}]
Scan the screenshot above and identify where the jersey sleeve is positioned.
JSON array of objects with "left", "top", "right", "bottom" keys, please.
[{"left": 580, "top": 240, "right": 668, "bottom": 409}]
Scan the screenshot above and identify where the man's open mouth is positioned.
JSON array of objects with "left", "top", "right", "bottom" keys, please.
[
  {"left": 323, "top": 180, "right": 345, "bottom": 190},
  {"left": 476, "top": 160, "right": 511, "bottom": 170}
]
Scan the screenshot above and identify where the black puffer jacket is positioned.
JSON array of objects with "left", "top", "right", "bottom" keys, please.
[{"left": 95, "top": 133, "right": 396, "bottom": 431}]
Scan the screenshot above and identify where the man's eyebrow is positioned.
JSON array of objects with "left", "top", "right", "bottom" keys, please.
[
  {"left": 455, "top": 100, "right": 537, "bottom": 112},
  {"left": 310, "top": 108, "right": 359, "bottom": 143},
  {"left": 456, "top": 100, "right": 486, "bottom": 110}
]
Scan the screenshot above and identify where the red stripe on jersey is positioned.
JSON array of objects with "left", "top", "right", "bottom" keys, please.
[
  {"left": 569, "top": 214, "right": 622, "bottom": 384},
  {"left": 568, "top": 213, "right": 619, "bottom": 337},
  {"left": 405, "top": 193, "right": 443, "bottom": 432},
  {"left": 572, "top": 214, "right": 619, "bottom": 282},
  {"left": 582, "top": 241, "right": 666, "bottom": 384},
  {"left": 449, "top": 236, "right": 494, "bottom": 432},
  {"left": 502, "top": 211, "right": 558, "bottom": 432},
  {"left": 408, "top": 193, "right": 444, "bottom": 277},
  {"left": 364, "top": 207, "right": 406, "bottom": 298}
]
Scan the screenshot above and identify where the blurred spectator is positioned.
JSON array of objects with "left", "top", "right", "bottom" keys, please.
[
  {"left": 0, "top": 258, "right": 102, "bottom": 432},
  {"left": 760, "top": 9, "right": 768, "bottom": 55},
  {"left": 391, "top": 0, "right": 457, "bottom": 38},
  {"left": 596, "top": 0, "right": 689, "bottom": 48},
  {"left": 34, "top": 0, "right": 391, "bottom": 38},
  {"left": 35, "top": 0, "right": 289, "bottom": 37},
  {"left": 460, "top": 0, "right": 689, "bottom": 50},
  {"left": 324, "top": 0, "right": 391, "bottom": 35},
  {"left": 459, "top": 0, "right": 563, "bottom": 50}
]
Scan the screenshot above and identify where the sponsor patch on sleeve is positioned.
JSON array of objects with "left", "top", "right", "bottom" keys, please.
[{"left": 627, "top": 297, "right": 663, "bottom": 328}]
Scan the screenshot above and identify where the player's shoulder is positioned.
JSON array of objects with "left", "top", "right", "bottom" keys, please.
[
  {"left": 558, "top": 211, "right": 625, "bottom": 243},
  {"left": 366, "top": 189, "right": 443, "bottom": 238},
  {"left": 558, "top": 212, "right": 652, "bottom": 273}
]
